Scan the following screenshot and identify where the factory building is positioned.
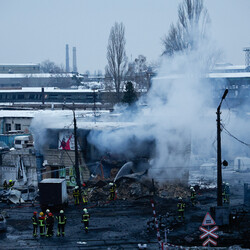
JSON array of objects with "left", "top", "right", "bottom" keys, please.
[{"left": 0, "top": 64, "right": 40, "bottom": 74}]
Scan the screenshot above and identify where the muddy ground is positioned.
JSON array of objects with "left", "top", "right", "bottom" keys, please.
[{"left": 0, "top": 182, "right": 249, "bottom": 250}]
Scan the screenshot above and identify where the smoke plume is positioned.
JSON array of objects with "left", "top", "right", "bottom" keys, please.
[{"left": 88, "top": 38, "right": 222, "bottom": 182}]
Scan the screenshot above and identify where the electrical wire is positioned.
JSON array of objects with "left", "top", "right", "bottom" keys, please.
[
  {"left": 221, "top": 123, "right": 250, "bottom": 147},
  {"left": 223, "top": 98, "right": 231, "bottom": 126}
]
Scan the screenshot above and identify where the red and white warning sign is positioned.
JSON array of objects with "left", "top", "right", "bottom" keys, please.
[
  {"left": 199, "top": 212, "right": 219, "bottom": 247},
  {"left": 202, "top": 237, "right": 217, "bottom": 247},
  {"left": 199, "top": 226, "right": 218, "bottom": 239},
  {"left": 202, "top": 212, "right": 216, "bottom": 226}
]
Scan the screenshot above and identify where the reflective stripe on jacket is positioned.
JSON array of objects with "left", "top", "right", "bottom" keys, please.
[
  {"left": 57, "top": 215, "right": 67, "bottom": 224},
  {"left": 73, "top": 190, "right": 80, "bottom": 197},
  {"left": 32, "top": 215, "right": 38, "bottom": 225},
  {"left": 38, "top": 216, "right": 45, "bottom": 227},
  {"left": 82, "top": 213, "right": 90, "bottom": 222},
  {"left": 177, "top": 202, "right": 185, "bottom": 211}
]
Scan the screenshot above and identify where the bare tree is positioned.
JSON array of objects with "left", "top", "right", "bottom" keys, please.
[
  {"left": 162, "top": 0, "right": 210, "bottom": 56},
  {"left": 106, "top": 22, "right": 127, "bottom": 101},
  {"left": 40, "top": 60, "right": 65, "bottom": 73}
]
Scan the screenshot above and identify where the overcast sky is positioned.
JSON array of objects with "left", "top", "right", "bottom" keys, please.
[{"left": 0, "top": 0, "right": 249, "bottom": 74}]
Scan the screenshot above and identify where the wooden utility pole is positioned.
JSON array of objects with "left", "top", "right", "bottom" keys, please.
[
  {"left": 216, "top": 89, "right": 228, "bottom": 206},
  {"left": 73, "top": 110, "right": 81, "bottom": 189}
]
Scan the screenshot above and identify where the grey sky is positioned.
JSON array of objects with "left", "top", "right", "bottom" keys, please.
[{"left": 0, "top": 0, "right": 249, "bottom": 74}]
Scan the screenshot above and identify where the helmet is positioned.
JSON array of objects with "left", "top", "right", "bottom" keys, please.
[
  {"left": 75, "top": 186, "right": 79, "bottom": 189},
  {"left": 9, "top": 179, "right": 12, "bottom": 182},
  {"left": 109, "top": 182, "right": 113, "bottom": 186},
  {"left": 39, "top": 212, "right": 44, "bottom": 216},
  {"left": 33, "top": 211, "right": 37, "bottom": 215},
  {"left": 178, "top": 197, "right": 182, "bottom": 200},
  {"left": 46, "top": 209, "right": 50, "bottom": 213},
  {"left": 226, "top": 183, "right": 229, "bottom": 186},
  {"left": 82, "top": 183, "right": 86, "bottom": 187},
  {"left": 83, "top": 208, "right": 88, "bottom": 213},
  {"left": 190, "top": 187, "right": 194, "bottom": 190},
  {"left": 60, "top": 210, "right": 64, "bottom": 214},
  {"left": 49, "top": 213, "right": 52, "bottom": 216}
]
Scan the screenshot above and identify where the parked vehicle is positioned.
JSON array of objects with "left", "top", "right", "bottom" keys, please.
[
  {"left": 14, "top": 136, "right": 31, "bottom": 149},
  {"left": 38, "top": 178, "right": 68, "bottom": 210},
  {"left": 0, "top": 141, "right": 10, "bottom": 151}
]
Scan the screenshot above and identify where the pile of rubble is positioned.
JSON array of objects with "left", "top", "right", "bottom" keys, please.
[
  {"left": 86, "top": 175, "right": 190, "bottom": 202},
  {"left": 157, "top": 183, "right": 190, "bottom": 199}
]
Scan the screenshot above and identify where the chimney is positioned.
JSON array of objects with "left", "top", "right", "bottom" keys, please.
[
  {"left": 66, "top": 44, "right": 70, "bottom": 72},
  {"left": 73, "top": 46, "right": 77, "bottom": 73},
  {"left": 243, "top": 47, "right": 250, "bottom": 68}
]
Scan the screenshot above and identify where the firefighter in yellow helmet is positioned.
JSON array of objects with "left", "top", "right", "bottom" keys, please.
[
  {"left": 38, "top": 212, "right": 46, "bottom": 236},
  {"left": 8, "top": 179, "right": 15, "bottom": 189}
]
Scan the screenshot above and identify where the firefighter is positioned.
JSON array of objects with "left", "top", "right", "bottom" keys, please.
[
  {"left": 31, "top": 211, "right": 38, "bottom": 237},
  {"left": 3, "top": 179, "right": 8, "bottom": 190},
  {"left": 81, "top": 208, "right": 90, "bottom": 233},
  {"left": 46, "top": 212, "right": 54, "bottom": 237},
  {"left": 222, "top": 181, "right": 226, "bottom": 203},
  {"left": 45, "top": 209, "right": 50, "bottom": 219},
  {"left": 81, "top": 182, "right": 88, "bottom": 205},
  {"left": 225, "top": 183, "right": 230, "bottom": 204},
  {"left": 190, "top": 186, "right": 196, "bottom": 206},
  {"left": 56, "top": 210, "right": 67, "bottom": 237},
  {"left": 109, "top": 182, "right": 117, "bottom": 200},
  {"left": 8, "top": 179, "right": 15, "bottom": 189},
  {"left": 73, "top": 186, "right": 81, "bottom": 205},
  {"left": 38, "top": 212, "right": 46, "bottom": 236},
  {"left": 177, "top": 197, "right": 185, "bottom": 221}
]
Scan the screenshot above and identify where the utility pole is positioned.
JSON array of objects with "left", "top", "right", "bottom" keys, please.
[
  {"left": 73, "top": 110, "right": 81, "bottom": 189},
  {"left": 216, "top": 89, "right": 228, "bottom": 206},
  {"left": 93, "top": 88, "right": 96, "bottom": 117}
]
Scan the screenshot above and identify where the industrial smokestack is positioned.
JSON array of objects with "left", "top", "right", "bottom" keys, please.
[
  {"left": 243, "top": 47, "right": 250, "bottom": 67},
  {"left": 66, "top": 44, "right": 70, "bottom": 72},
  {"left": 73, "top": 46, "right": 77, "bottom": 73}
]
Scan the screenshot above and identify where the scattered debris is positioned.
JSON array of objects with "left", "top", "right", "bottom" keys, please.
[
  {"left": 77, "top": 241, "right": 87, "bottom": 245},
  {"left": 138, "top": 243, "right": 147, "bottom": 249}
]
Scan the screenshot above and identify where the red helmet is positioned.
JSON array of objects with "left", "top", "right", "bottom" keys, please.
[
  {"left": 33, "top": 211, "right": 37, "bottom": 215},
  {"left": 49, "top": 213, "right": 52, "bottom": 216},
  {"left": 82, "top": 183, "right": 86, "bottom": 187}
]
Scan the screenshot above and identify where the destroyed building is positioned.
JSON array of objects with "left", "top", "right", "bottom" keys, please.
[{"left": 28, "top": 109, "right": 192, "bottom": 192}]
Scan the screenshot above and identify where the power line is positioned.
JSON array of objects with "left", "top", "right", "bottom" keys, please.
[{"left": 221, "top": 123, "right": 250, "bottom": 147}]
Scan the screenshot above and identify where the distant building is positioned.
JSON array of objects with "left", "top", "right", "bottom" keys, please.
[
  {"left": 0, "top": 110, "right": 35, "bottom": 134},
  {"left": 212, "top": 63, "right": 250, "bottom": 73},
  {"left": 0, "top": 64, "right": 40, "bottom": 74},
  {"left": 0, "top": 73, "right": 74, "bottom": 88}
]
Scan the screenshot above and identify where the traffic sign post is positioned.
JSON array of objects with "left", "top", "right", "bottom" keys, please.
[
  {"left": 202, "top": 212, "right": 216, "bottom": 226},
  {"left": 199, "top": 212, "right": 219, "bottom": 247}
]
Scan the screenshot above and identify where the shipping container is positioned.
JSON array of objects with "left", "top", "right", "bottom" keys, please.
[{"left": 38, "top": 178, "right": 68, "bottom": 210}]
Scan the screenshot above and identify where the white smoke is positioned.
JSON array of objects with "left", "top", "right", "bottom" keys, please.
[{"left": 88, "top": 38, "right": 222, "bottom": 182}]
